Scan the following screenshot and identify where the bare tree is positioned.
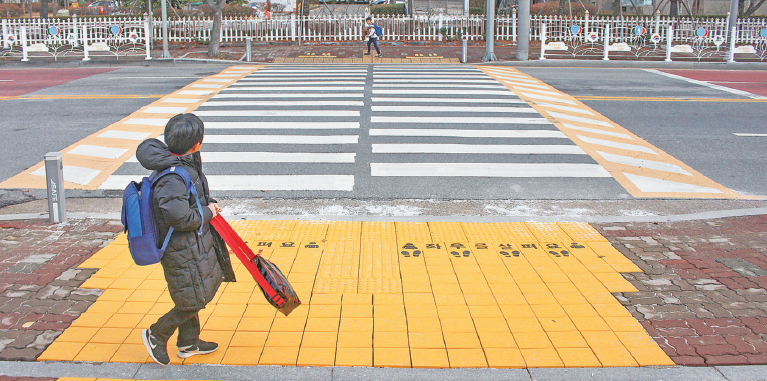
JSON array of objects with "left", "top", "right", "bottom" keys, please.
[
  {"left": 740, "top": 0, "right": 767, "bottom": 17},
  {"left": 207, "top": 0, "right": 227, "bottom": 57}
]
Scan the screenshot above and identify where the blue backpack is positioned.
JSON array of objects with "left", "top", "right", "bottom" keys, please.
[
  {"left": 121, "top": 167, "right": 204, "bottom": 266},
  {"left": 374, "top": 24, "right": 382, "bottom": 37}
]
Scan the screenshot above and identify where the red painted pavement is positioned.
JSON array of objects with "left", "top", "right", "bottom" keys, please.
[
  {"left": 0, "top": 68, "right": 116, "bottom": 97},
  {"left": 660, "top": 69, "right": 767, "bottom": 97}
]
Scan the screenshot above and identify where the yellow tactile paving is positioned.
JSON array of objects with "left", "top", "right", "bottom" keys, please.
[
  {"left": 477, "top": 65, "right": 749, "bottom": 200},
  {"left": 40, "top": 221, "right": 675, "bottom": 368},
  {"left": 0, "top": 65, "right": 264, "bottom": 191}
]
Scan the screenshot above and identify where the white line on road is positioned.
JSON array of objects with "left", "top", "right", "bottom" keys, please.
[
  {"left": 520, "top": 93, "right": 577, "bottom": 104},
  {"left": 369, "top": 129, "right": 567, "bottom": 138},
  {"left": 374, "top": 79, "right": 498, "bottom": 83},
  {"left": 195, "top": 110, "right": 360, "bottom": 117},
  {"left": 191, "top": 84, "right": 224, "bottom": 88},
  {"left": 547, "top": 111, "right": 614, "bottom": 128},
  {"left": 240, "top": 77, "right": 365, "bottom": 81},
  {"left": 535, "top": 102, "right": 594, "bottom": 114},
  {"left": 733, "top": 133, "right": 767, "bottom": 137},
  {"left": 221, "top": 86, "right": 365, "bottom": 91},
  {"left": 99, "top": 175, "right": 355, "bottom": 191},
  {"left": 370, "top": 163, "right": 611, "bottom": 177},
  {"left": 201, "top": 100, "right": 365, "bottom": 107},
  {"left": 255, "top": 70, "right": 367, "bottom": 73},
  {"left": 161, "top": 98, "right": 200, "bottom": 104},
  {"left": 372, "top": 83, "right": 506, "bottom": 88},
  {"left": 213, "top": 93, "right": 364, "bottom": 98},
  {"left": 500, "top": 81, "right": 550, "bottom": 89},
  {"left": 644, "top": 69, "right": 767, "bottom": 100},
  {"left": 205, "top": 122, "right": 360, "bottom": 129},
  {"left": 230, "top": 81, "right": 366, "bottom": 86},
  {"left": 108, "top": 76, "right": 202, "bottom": 79},
  {"left": 203, "top": 135, "right": 359, "bottom": 144},
  {"left": 202, "top": 152, "right": 356, "bottom": 163},
  {"left": 577, "top": 135, "right": 657, "bottom": 154},
  {"left": 596, "top": 151, "right": 691, "bottom": 175},
  {"left": 141, "top": 107, "right": 189, "bottom": 114},
  {"left": 560, "top": 123, "right": 634, "bottom": 139},
  {"left": 371, "top": 144, "right": 586, "bottom": 154},
  {"left": 371, "top": 116, "right": 550, "bottom": 124},
  {"left": 371, "top": 105, "right": 538, "bottom": 113},
  {"left": 508, "top": 86, "right": 562, "bottom": 96},
  {"left": 373, "top": 90, "right": 515, "bottom": 95},
  {"left": 69, "top": 145, "right": 128, "bottom": 159},
  {"left": 98, "top": 130, "right": 152, "bottom": 140},
  {"left": 373, "top": 75, "right": 488, "bottom": 78},
  {"left": 371, "top": 97, "right": 525, "bottom": 104},
  {"left": 179, "top": 90, "right": 212, "bottom": 95},
  {"left": 247, "top": 73, "right": 365, "bottom": 77}
]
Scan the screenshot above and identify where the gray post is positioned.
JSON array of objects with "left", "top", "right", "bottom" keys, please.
[
  {"left": 246, "top": 36, "right": 252, "bottom": 62},
  {"left": 44, "top": 152, "right": 66, "bottom": 224},
  {"left": 461, "top": 34, "right": 468, "bottom": 62},
  {"left": 516, "top": 0, "right": 530, "bottom": 60},
  {"left": 160, "top": 0, "right": 170, "bottom": 58},
  {"left": 482, "top": 0, "right": 497, "bottom": 61},
  {"left": 727, "top": 0, "right": 738, "bottom": 45},
  {"left": 464, "top": 0, "right": 469, "bottom": 14}
]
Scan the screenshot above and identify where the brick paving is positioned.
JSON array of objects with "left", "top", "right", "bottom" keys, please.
[
  {"left": 594, "top": 215, "right": 767, "bottom": 366},
  {"left": 0, "top": 219, "right": 122, "bottom": 361}
]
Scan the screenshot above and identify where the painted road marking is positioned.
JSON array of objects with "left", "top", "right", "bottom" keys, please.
[
  {"left": 369, "top": 129, "right": 568, "bottom": 138},
  {"left": 371, "top": 117, "right": 550, "bottom": 124},
  {"left": 201, "top": 152, "right": 356, "bottom": 163},
  {"left": 201, "top": 101, "right": 365, "bottom": 106},
  {"left": 0, "top": 65, "right": 265, "bottom": 191},
  {"left": 645, "top": 69, "right": 767, "bottom": 99},
  {"left": 371, "top": 163, "right": 610, "bottom": 177},
  {"left": 535, "top": 102, "right": 595, "bottom": 114},
  {"left": 374, "top": 79, "right": 499, "bottom": 83},
  {"left": 371, "top": 106, "right": 538, "bottom": 113},
  {"left": 68, "top": 145, "right": 129, "bottom": 159},
  {"left": 230, "top": 81, "right": 367, "bottom": 85},
  {"left": 371, "top": 97, "right": 526, "bottom": 104},
  {"left": 373, "top": 90, "right": 517, "bottom": 96},
  {"left": 202, "top": 135, "right": 359, "bottom": 144},
  {"left": 213, "top": 93, "right": 364, "bottom": 98},
  {"left": 371, "top": 144, "right": 586, "bottom": 155},
  {"left": 205, "top": 122, "right": 360, "bottom": 130},
  {"left": 43, "top": 221, "right": 673, "bottom": 367},
  {"left": 372, "top": 84, "right": 506, "bottom": 89},
  {"left": 97, "top": 130, "right": 151, "bottom": 141},
  {"left": 99, "top": 175, "right": 356, "bottom": 191},
  {"left": 241, "top": 77, "right": 366, "bottom": 81},
  {"left": 734, "top": 133, "right": 767, "bottom": 137},
  {"left": 195, "top": 110, "right": 360, "bottom": 117},
  {"left": 575, "top": 96, "right": 767, "bottom": 102},
  {"left": 479, "top": 66, "right": 746, "bottom": 199},
  {"left": 222, "top": 86, "right": 365, "bottom": 91}
]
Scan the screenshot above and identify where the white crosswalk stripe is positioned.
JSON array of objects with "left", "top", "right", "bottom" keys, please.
[{"left": 101, "top": 64, "right": 623, "bottom": 196}]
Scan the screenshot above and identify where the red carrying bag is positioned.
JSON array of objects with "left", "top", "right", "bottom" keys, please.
[{"left": 210, "top": 215, "right": 302, "bottom": 316}]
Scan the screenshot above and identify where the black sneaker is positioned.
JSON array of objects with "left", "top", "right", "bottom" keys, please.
[
  {"left": 375, "top": 54, "right": 383, "bottom": 58},
  {"left": 177, "top": 340, "right": 219, "bottom": 358},
  {"left": 141, "top": 328, "right": 169, "bottom": 366},
  {"left": 364, "top": 52, "right": 371, "bottom": 55}
]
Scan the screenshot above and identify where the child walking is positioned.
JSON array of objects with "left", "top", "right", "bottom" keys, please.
[
  {"left": 364, "top": 17, "right": 382, "bottom": 58},
  {"left": 136, "top": 113, "right": 235, "bottom": 365}
]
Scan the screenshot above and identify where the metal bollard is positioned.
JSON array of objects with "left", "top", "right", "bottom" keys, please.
[
  {"left": 246, "top": 37, "right": 252, "bottom": 62},
  {"left": 461, "top": 35, "right": 468, "bottom": 63},
  {"left": 44, "top": 152, "right": 66, "bottom": 224}
]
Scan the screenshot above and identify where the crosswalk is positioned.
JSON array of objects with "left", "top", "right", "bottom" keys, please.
[
  {"left": 368, "top": 65, "right": 610, "bottom": 180},
  {"left": 76, "top": 63, "right": 740, "bottom": 199}
]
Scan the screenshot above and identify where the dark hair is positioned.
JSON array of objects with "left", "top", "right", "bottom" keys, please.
[
  {"left": 164, "top": 113, "right": 204, "bottom": 155},
  {"left": 365, "top": 17, "right": 371, "bottom": 21}
]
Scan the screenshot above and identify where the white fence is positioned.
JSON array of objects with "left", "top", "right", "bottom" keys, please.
[{"left": 2, "top": 13, "right": 766, "bottom": 61}]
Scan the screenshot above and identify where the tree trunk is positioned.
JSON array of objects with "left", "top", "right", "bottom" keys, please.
[
  {"left": 207, "top": 0, "right": 225, "bottom": 57},
  {"left": 558, "top": 0, "right": 566, "bottom": 15},
  {"left": 612, "top": 0, "right": 621, "bottom": 15},
  {"left": 670, "top": 0, "right": 678, "bottom": 17},
  {"left": 743, "top": 0, "right": 767, "bottom": 16}
]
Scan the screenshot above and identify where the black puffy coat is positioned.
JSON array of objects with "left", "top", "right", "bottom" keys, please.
[{"left": 136, "top": 139, "right": 235, "bottom": 311}]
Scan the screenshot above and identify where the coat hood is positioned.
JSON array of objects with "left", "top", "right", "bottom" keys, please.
[{"left": 136, "top": 138, "right": 185, "bottom": 172}]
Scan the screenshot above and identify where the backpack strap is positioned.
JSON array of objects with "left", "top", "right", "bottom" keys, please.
[{"left": 153, "top": 167, "right": 206, "bottom": 250}]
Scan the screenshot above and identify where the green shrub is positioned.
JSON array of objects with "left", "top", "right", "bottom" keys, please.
[{"left": 369, "top": 4, "right": 406, "bottom": 16}]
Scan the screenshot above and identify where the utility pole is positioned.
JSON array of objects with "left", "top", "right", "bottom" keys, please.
[
  {"left": 727, "top": 0, "right": 739, "bottom": 44},
  {"left": 482, "top": 0, "right": 497, "bottom": 61},
  {"left": 516, "top": 0, "right": 530, "bottom": 60},
  {"left": 161, "top": 0, "right": 170, "bottom": 58}
]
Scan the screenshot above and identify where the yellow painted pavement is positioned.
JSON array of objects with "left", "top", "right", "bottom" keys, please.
[{"left": 40, "top": 221, "right": 674, "bottom": 368}]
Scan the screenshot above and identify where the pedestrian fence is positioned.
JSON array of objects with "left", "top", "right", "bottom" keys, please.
[
  {"left": 2, "top": 13, "right": 766, "bottom": 61},
  {"left": 1, "top": 16, "right": 151, "bottom": 61}
]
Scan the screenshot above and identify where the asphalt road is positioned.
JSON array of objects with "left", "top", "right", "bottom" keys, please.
[
  {"left": 1, "top": 64, "right": 765, "bottom": 200},
  {"left": 516, "top": 67, "right": 767, "bottom": 197}
]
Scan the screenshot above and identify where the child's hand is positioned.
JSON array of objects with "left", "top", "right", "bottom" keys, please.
[
  {"left": 208, "top": 204, "right": 219, "bottom": 218},
  {"left": 210, "top": 203, "right": 223, "bottom": 213}
]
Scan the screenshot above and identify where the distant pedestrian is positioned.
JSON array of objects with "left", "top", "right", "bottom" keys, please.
[
  {"left": 364, "top": 17, "right": 382, "bottom": 58},
  {"left": 136, "top": 113, "right": 235, "bottom": 366}
]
